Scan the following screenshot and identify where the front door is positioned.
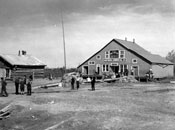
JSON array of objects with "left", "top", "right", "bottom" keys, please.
[
  {"left": 132, "top": 66, "right": 139, "bottom": 77},
  {"left": 96, "top": 64, "right": 100, "bottom": 75},
  {"left": 110, "top": 66, "right": 119, "bottom": 74},
  {"left": 83, "top": 66, "right": 88, "bottom": 75}
]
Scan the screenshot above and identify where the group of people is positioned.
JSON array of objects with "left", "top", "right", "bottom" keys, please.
[
  {"left": 71, "top": 75, "right": 96, "bottom": 91},
  {"left": 71, "top": 75, "right": 81, "bottom": 90},
  {"left": 15, "top": 75, "right": 33, "bottom": 95},
  {"left": 0, "top": 75, "right": 33, "bottom": 97},
  {"left": 146, "top": 69, "right": 154, "bottom": 81}
]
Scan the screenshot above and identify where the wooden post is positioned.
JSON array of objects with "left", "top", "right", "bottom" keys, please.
[{"left": 32, "top": 72, "right": 35, "bottom": 81}]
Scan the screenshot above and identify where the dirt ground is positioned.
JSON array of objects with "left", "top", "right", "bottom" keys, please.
[{"left": 0, "top": 79, "right": 175, "bottom": 130}]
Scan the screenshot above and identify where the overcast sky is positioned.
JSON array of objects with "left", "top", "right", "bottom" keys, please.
[{"left": 0, "top": 0, "right": 174, "bottom": 68}]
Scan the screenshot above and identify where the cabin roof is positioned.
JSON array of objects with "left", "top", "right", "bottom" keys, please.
[{"left": 0, "top": 54, "right": 46, "bottom": 66}]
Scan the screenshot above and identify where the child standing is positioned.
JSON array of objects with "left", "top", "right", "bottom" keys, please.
[{"left": 27, "top": 79, "right": 32, "bottom": 95}]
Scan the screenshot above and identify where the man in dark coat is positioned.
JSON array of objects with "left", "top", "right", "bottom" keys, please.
[
  {"left": 71, "top": 76, "right": 75, "bottom": 90},
  {"left": 91, "top": 76, "right": 96, "bottom": 91},
  {"left": 15, "top": 77, "right": 20, "bottom": 95},
  {"left": 76, "top": 76, "right": 80, "bottom": 90},
  {"left": 1, "top": 77, "right": 8, "bottom": 97},
  {"left": 20, "top": 78, "right": 25, "bottom": 95}
]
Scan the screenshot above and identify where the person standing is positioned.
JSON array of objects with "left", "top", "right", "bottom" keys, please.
[
  {"left": 71, "top": 76, "right": 75, "bottom": 90},
  {"left": 29, "top": 74, "right": 33, "bottom": 81},
  {"left": 15, "top": 77, "right": 20, "bottom": 95},
  {"left": 1, "top": 77, "right": 8, "bottom": 97},
  {"left": 23, "top": 75, "right": 27, "bottom": 91},
  {"left": 27, "top": 78, "right": 32, "bottom": 95},
  {"left": 76, "top": 76, "right": 80, "bottom": 90},
  {"left": 91, "top": 76, "right": 96, "bottom": 91},
  {"left": 131, "top": 69, "right": 134, "bottom": 76},
  {"left": 20, "top": 78, "right": 25, "bottom": 95}
]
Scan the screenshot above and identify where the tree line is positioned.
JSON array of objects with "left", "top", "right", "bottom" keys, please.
[
  {"left": 166, "top": 50, "right": 175, "bottom": 75},
  {"left": 44, "top": 67, "right": 77, "bottom": 79}
]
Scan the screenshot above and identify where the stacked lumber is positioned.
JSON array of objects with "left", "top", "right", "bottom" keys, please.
[
  {"left": 0, "top": 104, "right": 12, "bottom": 120},
  {"left": 104, "top": 76, "right": 138, "bottom": 83},
  {"left": 104, "top": 78, "right": 120, "bottom": 83},
  {"left": 119, "top": 75, "right": 138, "bottom": 83}
]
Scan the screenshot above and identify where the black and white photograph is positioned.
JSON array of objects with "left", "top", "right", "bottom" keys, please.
[{"left": 0, "top": 0, "right": 175, "bottom": 130}]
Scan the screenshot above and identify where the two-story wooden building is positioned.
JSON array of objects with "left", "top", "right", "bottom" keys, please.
[{"left": 77, "top": 38, "right": 174, "bottom": 79}]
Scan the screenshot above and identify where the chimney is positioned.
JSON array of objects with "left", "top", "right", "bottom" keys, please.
[
  {"left": 125, "top": 37, "right": 127, "bottom": 41},
  {"left": 22, "top": 50, "right": 27, "bottom": 55},
  {"left": 133, "top": 38, "right": 135, "bottom": 43},
  {"left": 18, "top": 50, "right": 21, "bottom": 56}
]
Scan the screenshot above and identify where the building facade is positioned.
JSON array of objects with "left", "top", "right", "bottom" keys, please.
[
  {"left": 0, "top": 51, "right": 46, "bottom": 79},
  {"left": 77, "top": 39, "right": 174, "bottom": 78}
]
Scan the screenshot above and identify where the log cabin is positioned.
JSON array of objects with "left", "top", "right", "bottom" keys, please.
[{"left": 0, "top": 51, "right": 46, "bottom": 79}]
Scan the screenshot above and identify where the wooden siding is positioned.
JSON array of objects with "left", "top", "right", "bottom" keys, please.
[
  {"left": 152, "top": 64, "right": 174, "bottom": 78},
  {"left": 11, "top": 68, "right": 45, "bottom": 79},
  {"left": 78, "top": 41, "right": 151, "bottom": 77}
]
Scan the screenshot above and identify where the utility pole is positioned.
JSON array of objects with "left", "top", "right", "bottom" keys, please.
[{"left": 61, "top": 10, "right": 67, "bottom": 74}]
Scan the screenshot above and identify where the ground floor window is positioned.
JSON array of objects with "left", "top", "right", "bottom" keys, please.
[
  {"left": 120, "top": 64, "right": 128, "bottom": 76},
  {"left": 102, "top": 64, "right": 109, "bottom": 72},
  {"left": 96, "top": 64, "right": 101, "bottom": 74}
]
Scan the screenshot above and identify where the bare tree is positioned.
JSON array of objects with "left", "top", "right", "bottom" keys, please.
[{"left": 166, "top": 50, "right": 175, "bottom": 63}]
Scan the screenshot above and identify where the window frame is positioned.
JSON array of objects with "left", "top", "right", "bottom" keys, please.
[
  {"left": 96, "top": 55, "right": 101, "bottom": 60},
  {"left": 109, "top": 50, "right": 119, "bottom": 59},
  {"left": 132, "top": 59, "right": 138, "bottom": 64},
  {"left": 105, "top": 51, "right": 109, "bottom": 59},
  {"left": 102, "top": 64, "right": 109, "bottom": 72},
  {"left": 120, "top": 50, "right": 125, "bottom": 58},
  {"left": 88, "top": 61, "right": 95, "bottom": 65}
]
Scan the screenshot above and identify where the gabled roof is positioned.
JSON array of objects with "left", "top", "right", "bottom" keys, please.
[
  {"left": 78, "top": 39, "right": 173, "bottom": 68},
  {"left": 0, "top": 54, "right": 46, "bottom": 66},
  {"left": 114, "top": 39, "right": 173, "bottom": 65}
]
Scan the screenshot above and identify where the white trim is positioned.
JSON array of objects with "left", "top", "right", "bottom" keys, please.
[
  {"left": 96, "top": 64, "right": 101, "bottom": 74},
  {"left": 82, "top": 65, "right": 85, "bottom": 73},
  {"left": 109, "top": 49, "right": 119, "bottom": 59},
  {"left": 96, "top": 55, "right": 101, "bottom": 60},
  {"left": 110, "top": 63, "right": 118, "bottom": 66},
  {"left": 88, "top": 61, "right": 95, "bottom": 65},
  {"left": 120, "top": 50, "right": 125, "bottom": 58},
  {"left": 105, "top": 51, "right": 109, "bottom": 59},
  {"left": 132, "top": 58, "right": 138, "bottom": 64},
  {"left": 102, "top": 64, "right": 109, "bottom": 72}
]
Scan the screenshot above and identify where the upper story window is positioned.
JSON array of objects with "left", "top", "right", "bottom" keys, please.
[
  {"left": 120, "top": 50, "right": 125, "bottom": 58},
  {"left": 110, "top": 50, "right": 119, "bottom": 58},
  {"left": 96, "top": 55, "right": 101, "bottom": 60},
  {"left": 132, "top": 59, "right": 137, "bottom": 64},
  {"left": 105, "top": 51, "right": 109, "bottom": 59},
  {"left": 88, "top": 61, "right": 95, "bottom": 65}
]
